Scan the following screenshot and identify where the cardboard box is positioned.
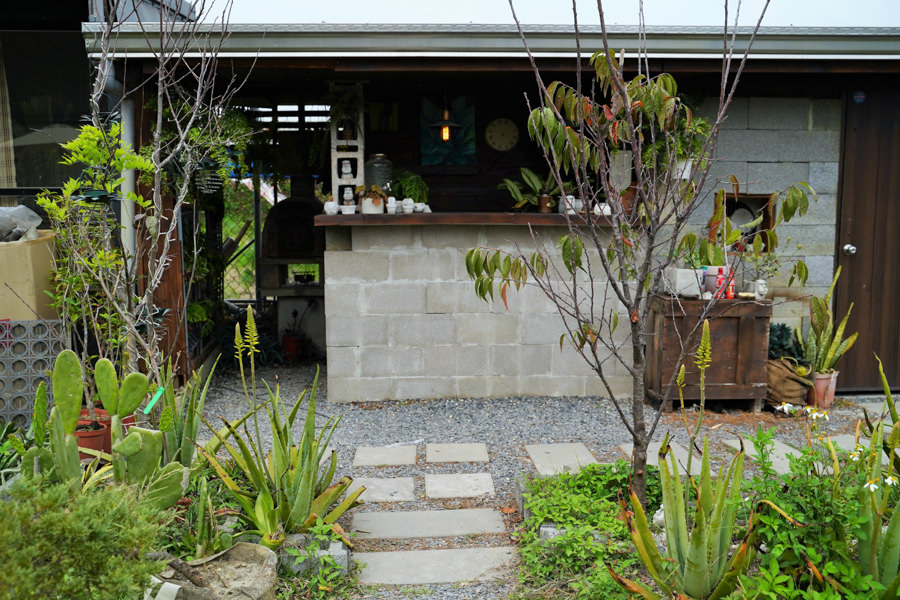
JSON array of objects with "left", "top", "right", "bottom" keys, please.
[{"left": 0, "top": 230, "right": 58, "bottom": 320}]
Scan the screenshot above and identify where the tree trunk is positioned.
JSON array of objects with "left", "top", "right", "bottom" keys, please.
[{"left": 630, "top": 339, "right": 650, "bottom": 507}]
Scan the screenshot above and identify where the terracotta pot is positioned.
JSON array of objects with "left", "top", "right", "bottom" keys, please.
[
  {"left": 282, "top": 336, "right": 300, "bottom": 362},
  {"left": 538, "top": 194, "right": 553, "bottom": 213},
  {"left": 80, "top": 408, "right": 137, "bottom": 454},
  {"left": 74, "top": 420, "right": 109, "bottom": 460},
  {"left": 807, "top": 371, "right": 838, "bottom": 409}
]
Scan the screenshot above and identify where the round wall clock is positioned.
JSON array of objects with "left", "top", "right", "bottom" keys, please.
[{"left": 485, "top": 117, "right": 520, "bottom": 152}]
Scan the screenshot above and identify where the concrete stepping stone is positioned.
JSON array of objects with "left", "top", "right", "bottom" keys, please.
[
  {"left": 354, "top": 547, "right": 515, "bottom": 585},
  {"left": 525, "top": 443, "right": 597, "bottom": 476},
  {"left": 351, "top": 508, "right": 505, "bottom": 539},
  {"left": 723, "top": 437, "right": 796, "bottom": 474},
  {"left": 829, "top": 434, "right": 858, "bottom": 451},
  {"left": 426, "top": 443, "right": 489, "bottom": 463},
  {"left": 347, "top": 477, "right": 415, "bottom": 502},
  {"left": 353, "top": 445, "right": 417, "bottom": 467},
  {"left": 618, "top": 441, "right": 702, "bottom": 475},
  {"left": 424, "top": 473, "right": 494, "bottom": 498}
]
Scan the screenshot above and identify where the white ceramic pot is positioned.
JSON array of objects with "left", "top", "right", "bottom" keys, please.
[
  {"left": 360, "top": 196, "right": 385, "bottom": 214},
  {"left": 323, "top": 201, "right": 338, "bottom": 215},
  {"left": 665, "top": 267, "right": 704, "bottom": 298},
  {"left": 340, "top": 204, "right": 357, "bottom": 215}
]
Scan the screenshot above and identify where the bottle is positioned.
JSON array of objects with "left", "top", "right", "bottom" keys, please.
[
  {"left": 715, "top": 267, "right": 724, "bottom": 299},
  {"left": 726, "top": 267, "right": 735, "bottom": 299}
]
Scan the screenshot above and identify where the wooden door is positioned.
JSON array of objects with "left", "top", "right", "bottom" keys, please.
[{"left": 836, "top": 88, "right": 900, "bottom": 391}]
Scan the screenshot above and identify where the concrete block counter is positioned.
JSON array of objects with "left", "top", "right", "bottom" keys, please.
[{"left": 315, "top": 212, "right": 631, "bottom": 403}]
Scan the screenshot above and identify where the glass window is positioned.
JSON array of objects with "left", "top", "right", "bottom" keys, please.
[{"left": 0, "top": 31, "right": 90, "bottom": 189}]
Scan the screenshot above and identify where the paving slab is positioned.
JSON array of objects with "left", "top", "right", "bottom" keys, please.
[
  {"left": 353, "top": 445, "right": 417, "bottom": 467},
  {"left": 525, "top": 443, "right": 597, "bottom": 476},
  {"left": 347, "top": 477, "right": 415, "bottom": 503},
  {"left": 424, "top": 473, "right": 494, "bottom": 498},
  {"left": 426, "top": 443, "right": 489, "bottom": 463},
  {"left": 829, "top": 434, "right": 858, "bottom": 451},
  {"left": 354, "top": 547, "right": 515, "bottom": 585},
  {"left": 351, "top": 508, "right": 505, "bottom": 539},
  {"left": 618, "top": 441, "right": 703, "bottom": 475},
  {"left": 723, "top": 437, "right": 797, "bottom": 474}
]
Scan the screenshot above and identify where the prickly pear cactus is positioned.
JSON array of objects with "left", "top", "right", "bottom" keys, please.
[
  {"left": 48, "top": 406, "right": 81, "bottom": 482},
  {"left": 117, "top": 372, "right": 148, "bottom": 418},
  {"left": 51, "top": 350, "right": 84, "bottom": 435},
  {"left": 141, "top": 462, "right": 189, "bottom": 511},
  {"left": 94, "top": 358, "right": 119, "bottom": 415}
]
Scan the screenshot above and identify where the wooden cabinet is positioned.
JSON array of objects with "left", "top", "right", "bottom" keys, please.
[{"left": 645, "top": 296, "right": 771, "bottom": 412}]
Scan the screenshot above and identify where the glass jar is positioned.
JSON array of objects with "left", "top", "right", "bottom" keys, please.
[{"left": 364, "top": 154, "right": 393, "bottom": 190}]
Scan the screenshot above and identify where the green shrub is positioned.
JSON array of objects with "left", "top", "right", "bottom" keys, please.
[
  {"left": 514, "top": 461, "right": 660, "bottom": 599},
  {"left": 0, "top": 478, "right": 168, "bottom": 600}
]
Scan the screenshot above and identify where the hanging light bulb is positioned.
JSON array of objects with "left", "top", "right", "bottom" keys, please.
[{"left": 431, "top": 106, "right": 460, "bottom": 143}]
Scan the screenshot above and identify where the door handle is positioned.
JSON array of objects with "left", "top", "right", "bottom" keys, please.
[{"left": 842, "top": 243, "right": 857, "bottom": 256}]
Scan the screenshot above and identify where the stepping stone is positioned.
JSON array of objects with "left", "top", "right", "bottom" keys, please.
[
  {"left": 351, "top": 508, "right": 505, "bottom": 539},
  {"left": 525, "top": 443, "right": 597, "bottom": 476},
  {"left": 829, "top": 434, "right": 858, "bottom": 450},
  {"left": 354, "top": 547, "right": 515, "bottom": 585},
  {"left": 424, "top": 473, "right": 494, "bottom": 498},
  {"left": 353, "top": 445, "right": 416, "bottom": 467},
  {"left": 723, "top": 437, "right": 796, "bottom": 474},
  {"left": 426, "top": 443, "right": 489, "bottom": 463},
  {"left": 347, "top": 477, "right": 415, "bottom": 502},
  {"left": 618, "top": 441, "right": 702, "bottom": 475},
  {"left": 855, "top": 402, "right": 887, "bottom": 416}
]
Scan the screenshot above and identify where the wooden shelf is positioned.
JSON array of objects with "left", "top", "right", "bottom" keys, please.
[
  {"left": 259, "top": 257, "right": 323, "bottom": 265},
  {"left": 315, "top": 212, "right": 611, "bottom": 227},
  {"left": 260, "top": 285, "right": 324, "bottom": 297}
]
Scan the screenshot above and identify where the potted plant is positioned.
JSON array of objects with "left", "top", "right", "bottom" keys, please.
[
  {"left": 392, "top": 169, "right": 429, "bottom": 205},
  {"left": 282, "top": 309, "right": 303, "bottom": 362},
  {"left": 355, "top": 184, "right": 387, "bottom": 214},
  {"left": 798, "top": 267, "right": 858, "bottom": 408},
  {"left": 766, "top": 323, "right": 812, "bottom": 408},
  {"left": 326, "top": 87, "right": 363, "bottom": 141},
  {"left": 664, "top": 246, "right": 705, "bottom": 298},
  {"left": 498, "top": 167, "right": 570, "bottom": 213}
]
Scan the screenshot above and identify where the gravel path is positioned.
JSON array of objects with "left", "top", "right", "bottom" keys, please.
[{"left": 200, "top": 363, "right": 882, "bottom": 600}]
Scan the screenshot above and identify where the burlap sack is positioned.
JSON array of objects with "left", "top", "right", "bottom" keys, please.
[{"left": 766, "top": 358, "right": 812, "bottom": 407}]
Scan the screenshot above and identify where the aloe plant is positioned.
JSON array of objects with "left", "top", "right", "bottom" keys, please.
[
  {"left": 609, "top": 437, "right": 754, "bottom": 600},
  {"left": 798, "top": 266, "right": 857, "bottom": 374},
  {"left": 198, "top": 309, "right": 364, "bottom": 550},
  {"left": 157, "top": 358, "right": 219, "bottom": 468},
  {"left": 855, "top": 361, "right": 900, "bottom": 598}
]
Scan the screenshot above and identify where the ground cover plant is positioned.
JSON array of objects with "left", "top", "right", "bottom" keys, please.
[
  {"left": 514, "top": 460, "right": 661, "bottom": 599},
  {"left": 0, "top": 478, "right": 168, "bottom": 600}
]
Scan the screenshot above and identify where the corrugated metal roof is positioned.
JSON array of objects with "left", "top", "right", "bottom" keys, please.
[{"left": 82, "top": 22, "right": 900, "bottom": 60}]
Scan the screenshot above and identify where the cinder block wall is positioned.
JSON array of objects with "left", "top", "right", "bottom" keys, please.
[
  {"left": 323, "top": 225, "right": 632, "bottom": 402},
  {"left": 698, "top": 96, "right": 842, "bottom": 331}
]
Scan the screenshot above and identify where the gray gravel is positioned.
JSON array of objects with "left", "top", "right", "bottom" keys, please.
[{"left": 200, "top": 363, "right": 882, "bottom": 600}]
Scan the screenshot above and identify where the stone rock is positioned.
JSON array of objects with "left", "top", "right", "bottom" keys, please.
[
  {"left": 154, "top": 542, "right": 277, "bottom": 600},
  {"left": 652, "top": 505, "right": 665, "bottom": 528},
  {"left": 279, "top": 534, "right": 350, "bottom": 577}
]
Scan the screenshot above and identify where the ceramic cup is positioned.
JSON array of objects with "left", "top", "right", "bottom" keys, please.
[
  {"left": 413, "top": 202, "right": 426, "bottom": 213},
  {"left": 386, "top": 204, "right": 398, "bottom": 214}
]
